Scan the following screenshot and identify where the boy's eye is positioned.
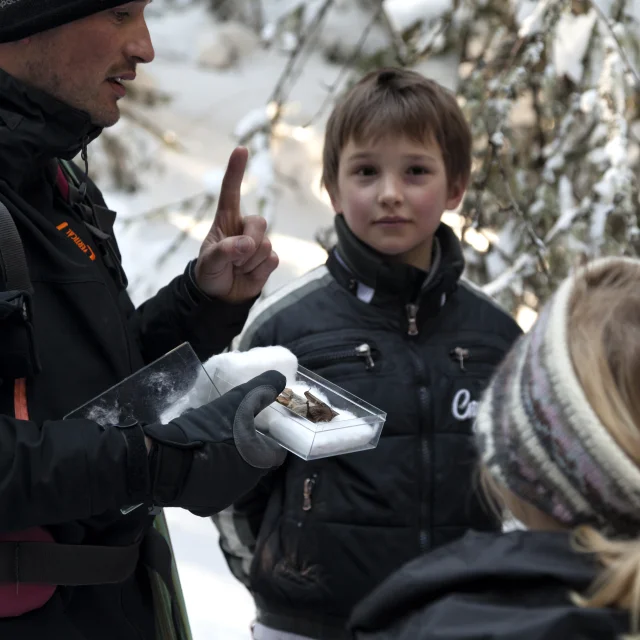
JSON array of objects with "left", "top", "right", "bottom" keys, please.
[
  {"left": 355, "top": 166, "right": 377, "bottom": 177},
  {"left": 407, "top": 166, "right": 429, "bottom": 176}
]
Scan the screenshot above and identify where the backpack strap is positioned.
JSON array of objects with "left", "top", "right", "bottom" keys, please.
[
  {"left": 0, "top": 198, "right": 38, "bottom": 412},
  {"left": 0, "top": 199, "right": 32, "bottom": 293}
]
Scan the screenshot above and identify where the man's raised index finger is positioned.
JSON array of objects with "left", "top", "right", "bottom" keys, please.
[{"left": 214, "top": 146, "right": 249, "bottom": 235}]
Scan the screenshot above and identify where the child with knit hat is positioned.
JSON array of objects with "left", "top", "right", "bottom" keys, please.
[{"left": 348, "top": 256, "right": 640, "bottom": 640}]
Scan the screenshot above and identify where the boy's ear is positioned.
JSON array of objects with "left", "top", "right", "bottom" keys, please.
[
  {"left": 327, "top": 187, "right": 343, "bottom": 214},
  {"left": 445, "top": 178, "right": 467, "bottom": 211}
]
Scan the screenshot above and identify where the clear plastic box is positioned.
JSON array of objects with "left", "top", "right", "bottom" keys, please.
[
  {"left": 65, "top": 343, "right": 216, "bottom": 427},
  {"left": 209, "top": 365, "right": 386, "bottom": 461},
  {"left": 65, "top": 342, "right": 387, "bottom": 464}
]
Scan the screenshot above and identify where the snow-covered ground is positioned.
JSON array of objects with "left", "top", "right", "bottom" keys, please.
[
  {"left": 164, "top": 507, "right": 255, "bottom": 639},
  {"left": 96, "top": 3, "right": 459, "bottom": 637}
]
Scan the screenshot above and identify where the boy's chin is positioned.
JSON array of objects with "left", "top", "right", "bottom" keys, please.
[
  {"left": 382, "top": 244, "right": 433, "bottom": 270},
  {"left": 374, "top": 240, "right": 428, "bottom": 256}
]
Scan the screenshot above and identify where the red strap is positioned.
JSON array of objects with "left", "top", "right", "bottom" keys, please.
[
  {"left": 14, "top": 378, "right": 29, "bottom": 420},
  {"left": 55, "top": 165, "right": 69, "bottom": 202},
  {"left": 0, "top": 527, "right": 56, "bottom": 617}
]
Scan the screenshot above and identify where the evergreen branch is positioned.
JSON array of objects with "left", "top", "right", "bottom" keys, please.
[
  {"left": 588, "top": 0, "right": 640, "bottom": 88},
  {"left": 495, "top": 151, "right": 550, "bottom": 278},
  {"left": 481, "top": 253, "right": 537, "bottom": 297}
]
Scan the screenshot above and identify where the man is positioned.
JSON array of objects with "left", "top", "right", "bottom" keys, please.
[{"left": 0, "top": 2, "right": 286, "bottom": 639}]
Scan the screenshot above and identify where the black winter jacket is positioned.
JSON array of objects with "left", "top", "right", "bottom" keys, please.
[
  {"left": 349, "top": 530, "right": 630, "bottom": 640},
  {"left": 0, "top": 69, "right": 253, "bottom": 639},
  {"left": 215, "top": 214, "right": 522, "bottom": 638}
]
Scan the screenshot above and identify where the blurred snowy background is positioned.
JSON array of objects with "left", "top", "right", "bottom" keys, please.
[{"left": 89, "top": 0, "right": 640, "bottom": 636}]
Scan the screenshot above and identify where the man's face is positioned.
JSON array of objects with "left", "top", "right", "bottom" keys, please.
[
  {"left": 19, "top": 2, "right": 154, "bottom": 128},
  {"left": 330, "top": 135, "right": 465, "bottom": 270}
]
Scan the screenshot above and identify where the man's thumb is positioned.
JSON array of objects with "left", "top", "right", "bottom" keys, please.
[{"left": 232, "top": 371, "right": 287, "bottom": 469}]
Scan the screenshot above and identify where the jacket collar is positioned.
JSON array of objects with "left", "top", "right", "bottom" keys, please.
[
  {"left": 0, "top": 68, "right": 101, "bottom": 192},
  {"left": 349, "top": 531, "right": 606, "bottom": 635},
  {"left": 327, "top": 213, "right": 464, "bottom": 313}
]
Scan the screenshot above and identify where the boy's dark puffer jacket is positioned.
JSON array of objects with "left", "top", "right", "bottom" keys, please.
[{"left": 215, "top": 214, "right": 522, "bottom": 639}]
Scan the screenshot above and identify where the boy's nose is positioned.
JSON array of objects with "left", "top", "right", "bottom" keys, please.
[{"left": 378, "top": 175, "right": 403, "bottom": 207}]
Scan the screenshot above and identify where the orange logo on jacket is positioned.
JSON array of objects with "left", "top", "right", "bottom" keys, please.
[{"left": 56, "top": 222, "right": 96, "bottom": 261}]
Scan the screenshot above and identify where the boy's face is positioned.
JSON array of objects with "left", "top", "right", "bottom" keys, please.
[{"left": 330, "top": 135, "right": 465, "bottom": 270}]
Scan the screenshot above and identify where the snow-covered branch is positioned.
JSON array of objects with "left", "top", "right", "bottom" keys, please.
[{"left": 456, "top": 0, "right": 640, "bottom": 315}]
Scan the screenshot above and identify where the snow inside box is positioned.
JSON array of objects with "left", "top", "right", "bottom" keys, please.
[{"left": 209, "top": 365, "right": 386, "bottom": 461}]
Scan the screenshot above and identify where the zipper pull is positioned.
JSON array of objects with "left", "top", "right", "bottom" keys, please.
[
  {"left": 406, "top": 304, "right": 419, "bottom": 336},
  {"left": 302, "top": 475, "right": 316, "bottom": 512},
  {"left": 451, "top": 347, "right": 469, "bottom": 371},
  {"left": 355, "top": 344, "right": 375, "bottom": 370}
]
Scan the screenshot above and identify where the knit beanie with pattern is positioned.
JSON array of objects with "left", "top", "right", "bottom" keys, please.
[
  {"left": 475, "top": 257, "right": 640, "bottom": 538},
  {"left": 0, "top": 0, "right": 126, "bottom": 43}
]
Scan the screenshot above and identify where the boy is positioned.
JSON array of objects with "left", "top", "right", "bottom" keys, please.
[{"left": 214, "top": 68, "right": 522, "bottom": 639}]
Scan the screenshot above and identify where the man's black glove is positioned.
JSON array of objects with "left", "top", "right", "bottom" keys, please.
[{"left": 143, "top": 370, "right": 286, "bottom": 514}]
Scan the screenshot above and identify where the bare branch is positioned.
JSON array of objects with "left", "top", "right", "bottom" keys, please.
[
  {"left": 119, "top": 102, "right": 185, "bottom": 151},
  {"left": 268, "top": 0, "right": 335, "bottom": 125},
  {"left": 153, "top": 195, "right": 216, "bottom": 271},
  {"left": 250, "top": 0, "right": 264, "bottom": 33},
  {"left": 119, "top": 191, "right": 211, "bottom": 229},
  {"left": 303, "top": 3, "right": 385, "bottom": 128},
  {"left": 374, "top": 0, "right": 409, "bottom": 64}
]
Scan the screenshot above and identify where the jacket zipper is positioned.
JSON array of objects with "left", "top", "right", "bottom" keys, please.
[
  {"left": 302, "top": 475, "right": 317, "bottom": 512},
  {"left": 406, "top": 304, "right": 419, "bottom": 336},
  {"left": 300, "top": 343, "right": 376, "bottom": 371},
  {"left": 291, "top": 474, "right": 317, "bottom": 569},
  {"left": 450, "top": 347, "right": 470, "bottom": 371},
  {"left": 405, "top": 301, "right": 431, "bottom": 552},
  {"left": 414, "top": 355, "right": 431, "bottom": 553}
]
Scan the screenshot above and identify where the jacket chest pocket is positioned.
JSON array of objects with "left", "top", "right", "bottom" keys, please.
[
  {"left": 439, "top": 344, "right": 506, "bottom": 433},
  {"left": 446, "top": 344, "right": 505, "bottom": 376},
  {"left": 291, "top": 335, "right": 382, "bottom": 377}
]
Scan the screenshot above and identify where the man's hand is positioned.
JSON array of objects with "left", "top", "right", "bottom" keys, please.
[
  {"left": 143, "top": 371, "right": 287, "bottom": 513},
  {"left": 194, "top": 147, "right": 279, "bottom": 302}
]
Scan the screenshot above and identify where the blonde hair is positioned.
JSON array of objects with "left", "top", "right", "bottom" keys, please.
[
  {"left": 484, "top": 258, "right": 640, "bottom": 634},
  {"left": 568, "top": 260, "right": 640, "bottom": 634}
]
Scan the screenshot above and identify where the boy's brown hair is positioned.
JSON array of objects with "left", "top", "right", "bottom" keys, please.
[{"left": 321, "top": 67, "right": 472, "bottom": 196}]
